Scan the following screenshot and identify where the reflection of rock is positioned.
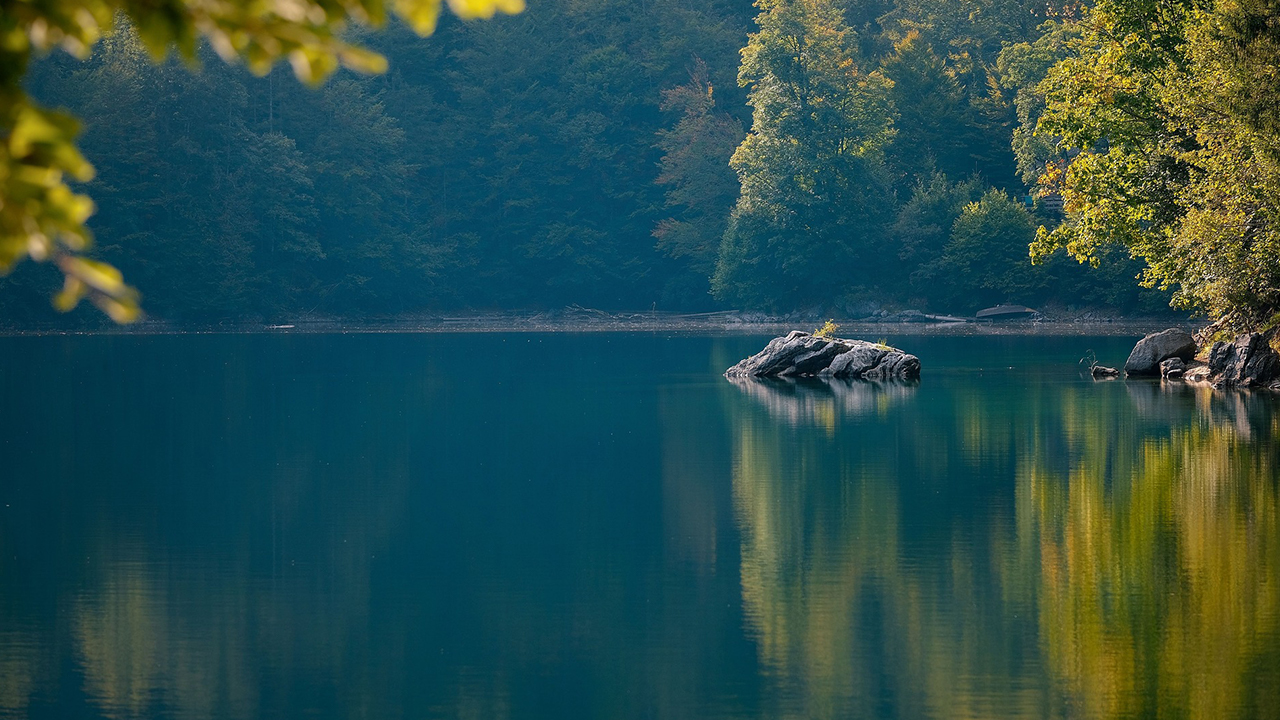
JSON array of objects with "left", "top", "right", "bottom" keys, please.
[
  {"left": 1124, "top": 380, "right": 1201, "bottom": 425},
  {"left": 1124, "top": 328, "right": 1196, "bottom": 376},
  {"left": 725, "top": 331, "right": 920, "bottom": 380},
  {"left": 1208, "top": 333, "right": 1280, "bottom": 388},
  {"left": 1124, "top": 374, "right": 1279, "bottom": 436},
  {"left": 728, "top": 375, "right": 916, "bottom": 426}
]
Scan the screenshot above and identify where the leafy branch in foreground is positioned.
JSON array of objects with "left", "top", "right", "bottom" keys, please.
[{"left": 1, "top": 0, "right": 523, "bottom": 322}]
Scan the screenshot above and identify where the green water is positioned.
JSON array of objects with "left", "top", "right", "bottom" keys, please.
[{"left": 1, "top": 333, "right": 1277, "bottom": 719}]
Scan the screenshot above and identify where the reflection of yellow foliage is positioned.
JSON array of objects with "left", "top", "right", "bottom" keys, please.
[
  {"left": 729, "top": 375, "right": 1280, "bottom": 719},
  {"left": 1032, "top": 420, "right": 1280, "bottom": 720},
  {"left": 0, "top": 631, "right": 41, "bottom": 717},
  {"left": 731, "top": 416, "right": 1050, "bottom": 719},
  {"left": 75, "top": 563, "right": 167, "bottom": 719},
  {"left": 73, "top": 556, "right": 263, "bottom": 720}
]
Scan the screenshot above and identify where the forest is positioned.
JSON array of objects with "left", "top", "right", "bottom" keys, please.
[{"left": 3, "top": 0, "right": 1274, "bottom": 325}]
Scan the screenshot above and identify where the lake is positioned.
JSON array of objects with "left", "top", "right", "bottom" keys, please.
[{"left": 1, "top": 333, "right": 1277, "bottom": 719}]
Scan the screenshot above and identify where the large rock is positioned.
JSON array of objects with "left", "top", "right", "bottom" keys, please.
[
  {"left": 1208, "top": 333, "right": 1280, "bottom": 388},
  {"left": 725, "top": 332, "right": 920, "bottom": 381},
  {"left": 1124, "top": 328, "right": 1197, "bottom": 376}
]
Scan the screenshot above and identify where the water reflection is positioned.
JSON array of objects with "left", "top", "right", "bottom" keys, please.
[
  {"left": 725, "top": 366, "right": 1280, "bottom": 719},
  {"left": 726, "top": 376, "right": 916, "bottom": 429},
  {"left": 0, "top": 335, "right": 1277, "bottom": 719}
]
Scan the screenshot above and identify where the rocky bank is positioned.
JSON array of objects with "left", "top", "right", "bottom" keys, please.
[{"left": 1123, "top": 328, "right": 1280, "bottom": 389}]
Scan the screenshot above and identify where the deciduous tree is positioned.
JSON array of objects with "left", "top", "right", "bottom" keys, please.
[
  {"left": 1031, "top": 0, "right": 1280, "bottom": 330},
  {"left": 713, "top": 0, "right": 895, "bottom": 309}
]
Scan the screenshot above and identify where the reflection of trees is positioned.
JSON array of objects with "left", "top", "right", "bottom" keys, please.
[
  {"left": 74, "top": 557, "right": 258, "bottom": 720},
  {"left": 0, "top": 336, "right": 421, "bottom": 719},
  {"left": 730, "top": 421, "right": 1052, "bottom": 718},
  {"left": 3, "top": 336, "right": 1278, "bottom": 719},
  {"left": 0, "top": 630, "right": 43, "bottom": 718},
  {"left": 727, "top": 375, "right": 1280, "bottom": 719},
  {"left": 1029, "top": 389, "right": 1280, "bottom": 720},
  {"left": 0, "top": 335, "right": 752, "bottom": 719}
]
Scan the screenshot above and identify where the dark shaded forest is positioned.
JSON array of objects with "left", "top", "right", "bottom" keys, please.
[{"left": 6, "top": 0, "right": 1175, "bottom": 323}]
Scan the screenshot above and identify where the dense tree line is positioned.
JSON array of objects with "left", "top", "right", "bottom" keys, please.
[
  {"left": 4, "top": 0, "right": 1195, "bottom": 323},
  {"left": 710, "top": 0, "right": 1175, "bottom": 314}
]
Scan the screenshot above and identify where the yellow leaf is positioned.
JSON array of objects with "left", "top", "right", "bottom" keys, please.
[
  {"left": 394, "top": 0, "right": 442, "bottom": 35},
  {"left": 340, "top": 47, "right": 389, "bottom": 74},
  {"left": 9, "top": 108, "right": 65, "bottom": 156},
  {"left": 446, "top": 0, "right": 525, "bottom": 19},
  {"left": 91, "top": 294, "right": 142, "bottom": 323},
  {"left": 60, "top": 256, "right": 125, "bottom": 295},
  {"left": 52, "top": 276, "right": 86, "bottom": 311}
]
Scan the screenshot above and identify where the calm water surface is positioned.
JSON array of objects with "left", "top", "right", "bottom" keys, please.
[{"left": 1, "top": 333, "right": 1277, "bottom": 719}]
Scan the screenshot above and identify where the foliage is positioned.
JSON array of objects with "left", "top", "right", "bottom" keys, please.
[
  {"left": 713, "top": 0, "right": 895, "bottom": 310},
  {"left": 891, "top": 173, "right": 984, "bottom": 295},
  {"left": 813, "top": 318, "right": 840, "bottom": 337},
  {"left": 1030, "top": 0, "right": 1280, "bottom": 331},
  {"left": 996, "top": 20, "right": 1081, "bottom": 186},
  {"left": 0, "top": 0, "right": 1196, "bottom": 323},
  {"left": 653, "top": 58, "right": 745, "bottom": 307},
  {"left": 1, "top": 0, "right": 523, "bottom": 321},
  {"left": 914, "top": 188, "right": 1043, "bottom": 311},
  {"left": 880, "top": 31, "right": 975, "bottom": 184}
]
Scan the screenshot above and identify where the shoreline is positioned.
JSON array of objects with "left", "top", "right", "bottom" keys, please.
[{"left": 0, "top": 313, "right": 1199, "bottom": 338}]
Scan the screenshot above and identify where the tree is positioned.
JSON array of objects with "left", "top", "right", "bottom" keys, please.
[
  {"left": 915, "top": 188, "right": 1044, "bottom": 311},
  {"left": 889, "top": 172, "right": 983, "bottom": 300},
  {"left": 880, "top": 31, "right": 975, "bottom": 185},
  {"left": 1, "top": 0, "right": 523, "bottom": 321},
  {"left": 996, "top": 20, "right": 1080, "bottom": 186},
  {"left": 653, "top": 58, "right": 744, "bottom": 306},
  {"left": 1030, "top": 0, "right": 1280, "bottom": 331},
  {"left": 713, "top": 0, "right": 895, "bottom": 310}
]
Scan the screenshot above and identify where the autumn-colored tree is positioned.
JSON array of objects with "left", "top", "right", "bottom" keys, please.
[
  {"left": 653, "top": 58, "right": 744, "bottom": 305},
  {"left": 1031, "top": 0, "right": 1280, "bottom": 331}
]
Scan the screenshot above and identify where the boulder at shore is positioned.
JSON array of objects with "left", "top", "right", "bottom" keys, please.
[
  {"left": 1208, "top": 333, "right": 1280, "bottom": 388},
  {"left": 1124, "top": 328, "right": 1197, "bottom": 376},
  {"left": 725, "top": 331, "right": 921, "bottom": 381}
]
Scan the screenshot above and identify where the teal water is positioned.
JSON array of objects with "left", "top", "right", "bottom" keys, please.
[{"left": 1, "top": 333, "right": 1277, "bottom": 720}]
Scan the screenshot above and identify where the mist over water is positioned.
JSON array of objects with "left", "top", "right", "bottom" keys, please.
[{"left": 1, "top": 333, "right": 1277, "bottom": 719}]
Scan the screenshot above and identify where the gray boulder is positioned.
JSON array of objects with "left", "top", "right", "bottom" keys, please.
[
  {"left": 1160, "top": 357, "right": 1186, "bottom": 378},
  {"left": 823, "top": 345, "right": 887, "bottom": 378},
  {"left": 726, "top": 332, "right": 920, "bottom": 381},
  {"left": 1124, "top": 328, "right": 1197, "bottom": 376},
  {"left": 1208, "top": 333, "right": 1280, "bottom": 388},
  {"left": 785, "top": 339, "right": 846, "bottom": 376},
  {"left": 1091, "top": 365, "right": 1120, "bottom": 378},
  {"left": 733, "top": 331, "right": 818, "bottom": 376}
]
